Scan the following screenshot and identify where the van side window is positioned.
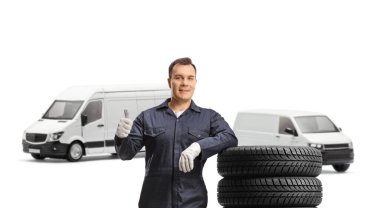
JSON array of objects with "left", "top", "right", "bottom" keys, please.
[
  {"left": 82, "top": 100, "right": 102, "bottom": 124},
  {"left": 279, "top": 116, "right": 296, "bottom": 134}
]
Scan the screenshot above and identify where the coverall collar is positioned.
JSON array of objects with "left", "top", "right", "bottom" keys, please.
[{"left": 157, "top": 98, "right": 201, "bottom": 113}]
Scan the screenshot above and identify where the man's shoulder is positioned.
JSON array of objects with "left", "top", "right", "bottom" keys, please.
[
  {"left": 198, "top": 106, "right": 215, "bottom": 112},
  {"left": 197, "top": 106, "right": 219, "bottom": 116}
]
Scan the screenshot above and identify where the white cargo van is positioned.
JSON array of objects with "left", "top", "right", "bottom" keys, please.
[
  {"left": 234, "top": 110, "right": 354, "bottom": 172},
  {"left": 22, "top": 85, "right": 170, "bottom": 161}
]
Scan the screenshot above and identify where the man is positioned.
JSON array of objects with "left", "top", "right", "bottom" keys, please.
[{"left": 115, "top": 57, "right": 237, "bottom": 208}]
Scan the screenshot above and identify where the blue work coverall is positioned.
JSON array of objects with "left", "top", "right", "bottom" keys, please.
[{"left": 115, "top": 99, "right": 237, "bottom": 208}]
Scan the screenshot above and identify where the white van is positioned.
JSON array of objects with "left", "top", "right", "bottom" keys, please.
[
  {"left": 22, "top": 85, "right": 170, "bottom": 162},
  {"left": 234, "top": 110, "right": 354, "bottom": 172}
]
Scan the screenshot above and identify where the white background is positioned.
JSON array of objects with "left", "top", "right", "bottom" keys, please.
[{"left": 1, "top": 0, "right": 379, "bottom": 207}]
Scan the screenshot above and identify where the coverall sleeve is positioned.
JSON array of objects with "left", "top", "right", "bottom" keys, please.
[
  {"left": 114, "top": 113, "right": 144, "bottom": 160},
  {"left": 197, "top": 111, "right": 238, "bottom": 160}
]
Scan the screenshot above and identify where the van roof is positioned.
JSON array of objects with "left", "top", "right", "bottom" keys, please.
[
  {"left": 56, "top": 84, "right": 170, "bottom": 101},
  {"left": 237, "top": 109, "right": 325, "bottom": 117}
]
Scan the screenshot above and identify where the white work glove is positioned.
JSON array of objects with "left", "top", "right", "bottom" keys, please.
[
  {"left": 116, "top": 118, "right": 133, "bottom": 138},
  {"left": 179, "top": 142, "right": 201, "bottom": 173}
]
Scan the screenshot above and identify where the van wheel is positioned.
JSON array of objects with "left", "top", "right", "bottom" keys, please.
[
  {"left": 333, "top": 164, "right": 350, "bottom": 172},
  {"left": 217, "top": 146, "right": 323, "bottom": 177},
  {"left": 218, "top": 177, "right": 322, "bottom": 207},
  {"left": 67, "top": 142, "right": 84, "bottom": 162},
  {"left": 31, "top": 154, "right": 46, "bottom": 160}
]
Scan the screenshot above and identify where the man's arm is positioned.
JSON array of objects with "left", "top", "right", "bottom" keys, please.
[
  {"left": 114, "top": 113, "right": 145, "bottom": 160},
  {"left": 196, "top": 111, "right": 238, "bottom": 160}
]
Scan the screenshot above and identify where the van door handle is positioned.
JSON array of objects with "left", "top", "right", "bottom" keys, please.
[
  {"left": 97, "top": 124, "right": 104, "bottom": 127},
  {"left": 276, "top": 135, "right": 280, "bottom": 138}
]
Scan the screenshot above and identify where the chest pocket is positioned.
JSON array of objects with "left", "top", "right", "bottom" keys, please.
[
  {"left": 188, "top": 129, "right": 210, "bottom": 141},
  {"left": 144, "top": 128, "right": 166, "bottom": 138}
]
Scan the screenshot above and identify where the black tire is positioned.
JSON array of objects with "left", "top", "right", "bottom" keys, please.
[
  {"left": 218, "top": 177, "right": 322, "bottom": 207},
  {"left": 333, "top": 163, "right": 350, "bottom": 172},
  {"left": 218, "top": 146, "right": 322, "bottom": 177},
  {"left": 224, "top": 207, "right": 316, "bottom": 208},
  {"left": 31, "top": 153, "right": 46, "bottom": 160},
  {"left": 66, "top": 141, "right": 84, "bottom": 162}
]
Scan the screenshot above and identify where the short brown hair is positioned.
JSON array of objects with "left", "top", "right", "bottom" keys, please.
[{"left": 168, "top": 57, "right": 197, "bottom": 78}]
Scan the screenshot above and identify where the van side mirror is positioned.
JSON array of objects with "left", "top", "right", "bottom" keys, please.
[
  {"left": 338, "top": 127, "right": 342, "bottom": 132},
  {"left": 81, "top": 114, "right": 88, "bottom": 126},
  {"left": 285, "top": 128, "right": 298, "bottom": 136}
]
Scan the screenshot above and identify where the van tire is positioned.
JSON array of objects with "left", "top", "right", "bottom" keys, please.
[
  {"left": 333, "top": 164, "right": 350, "bottom": 172},
  {"left": 31, "top": 153, "right": 46, "bottom": 160},
  {"left": 67, "top": 141, "right": 84, "bottom": 162},
  {"left": 218, "top": 177, "right": 322, "bottom": 207},
  {"left": 217, "top": 146, "right": 322, "bottom": 177}
]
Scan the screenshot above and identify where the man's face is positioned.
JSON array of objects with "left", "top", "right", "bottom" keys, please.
[{"left": 168, "top": 64, "right": 197, "bottom": 102}]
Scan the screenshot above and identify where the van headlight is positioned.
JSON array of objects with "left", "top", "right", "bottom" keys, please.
[
  {"left": 22, "top": 131, "right": 26, "bottom": 141},
  {"left": 49, "top": 132, "right": 64, "bottom": 141},
  {"left": 348, "top": 142, "right": 353, "bottom": 149},
  {"left": 308, "top": 143, "right": 323, "bottom": 150}
]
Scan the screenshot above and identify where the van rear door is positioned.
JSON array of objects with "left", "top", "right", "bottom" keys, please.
[{"left": 234, "top": 113, "right": 279, "bottom": 146}]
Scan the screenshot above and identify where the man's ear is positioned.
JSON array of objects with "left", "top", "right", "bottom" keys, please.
[{"left": 167, "top": 78, "right": 172, "bottom": 88}]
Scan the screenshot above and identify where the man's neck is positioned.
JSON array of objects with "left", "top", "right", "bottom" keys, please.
[{"left": 168, "top": 98, "right": 191, "bottom": 112}]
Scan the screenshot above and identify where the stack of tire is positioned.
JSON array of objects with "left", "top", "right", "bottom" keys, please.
[{"left": 217, "top": 146, "right": 323, "bottom": 208}]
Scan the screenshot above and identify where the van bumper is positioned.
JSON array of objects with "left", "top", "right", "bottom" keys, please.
[
  {"left": 22, "top": 140, "right": 69, "bottom": 158},
  {"left": 321, "top": 148, "right": 354, "bottom": 165}
]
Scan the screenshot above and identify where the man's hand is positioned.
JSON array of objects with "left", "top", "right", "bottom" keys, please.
[
  {"left": 179, "top": 142, "right": 201, "bottom": 173},
  {"left": 116, "top": 118, "right": 132, "bottom": 138}
]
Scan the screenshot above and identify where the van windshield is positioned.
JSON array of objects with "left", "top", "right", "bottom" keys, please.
[
  {"left": 295, "top": 116, "right": 339, "bottom": 133},
  {"left": 43, "top": 100, "right": 84, "bottom": 120}
]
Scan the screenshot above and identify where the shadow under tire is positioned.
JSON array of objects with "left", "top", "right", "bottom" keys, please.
[{"left": 218, "top": 146, "right": 322, "bottom": 177}]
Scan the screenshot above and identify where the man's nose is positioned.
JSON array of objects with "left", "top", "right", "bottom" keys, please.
[{"left": 181, "top": 79, "right": 190, "bottom": 86}]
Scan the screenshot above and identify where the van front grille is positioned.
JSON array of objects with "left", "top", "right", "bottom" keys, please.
[
  {"left": 26, "top": 133, "right": 47, "bottom": 143},
  {"left": 324, "top": 143, "right": 349, "bottom": 149}
]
